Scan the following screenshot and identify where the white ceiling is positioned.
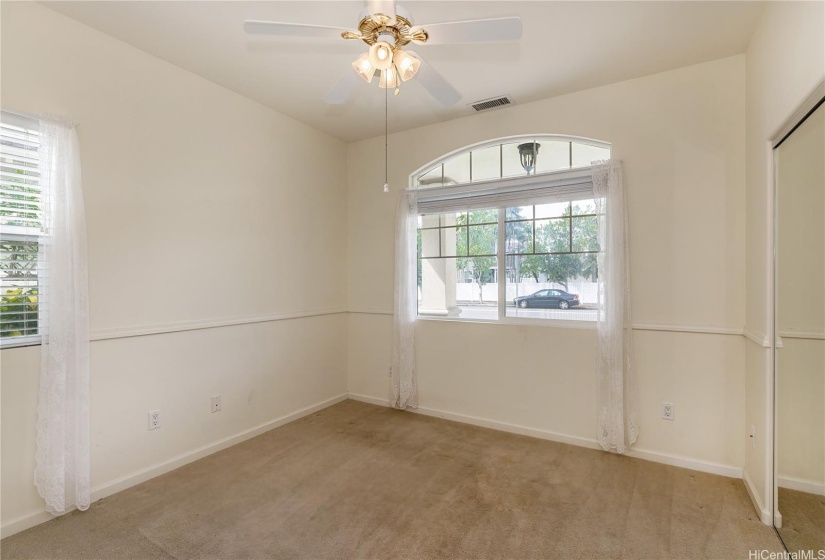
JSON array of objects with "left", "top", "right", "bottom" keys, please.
[{"left": 42, "top": 1, "right": 764, "bottom": 142}]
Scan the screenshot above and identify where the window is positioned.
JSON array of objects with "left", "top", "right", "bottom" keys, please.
[
  {"left": 416, "top": 136, "right": 609, "bottom": 188},
  {"left": 414, "top": 136, "right": 608, "bottom": 324},
  {"left": 1, "top": 113, "right": 43, "bottom": 347}
]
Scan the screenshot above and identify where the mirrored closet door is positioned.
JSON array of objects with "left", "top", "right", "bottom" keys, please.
[{"left": 773, "top": 89, "right": 825, "bottom": 555}]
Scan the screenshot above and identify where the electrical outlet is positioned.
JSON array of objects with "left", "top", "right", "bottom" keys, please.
[
  {"left": 388, "top": 366, "right": 392, "bottom": 378},
  {"left": 148, "top": 410, "right": 161, "bottom": 430},
  {"left": 662, "top": 402, "right": 674, "bottom": 421},
  {"left": 211, "top": 395, "right": 222, "bottom": 413},
  {"left": 750, "top": 425, "right": 756, "bottom": 448}
]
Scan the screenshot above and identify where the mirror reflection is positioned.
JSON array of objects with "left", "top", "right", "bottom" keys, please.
[{"left": 774, "top": 100, "right": 825, "bottom": 555}]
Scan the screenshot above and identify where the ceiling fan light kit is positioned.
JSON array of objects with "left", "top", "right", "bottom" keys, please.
[
  {"left": 368, "top": 41, "right": 395, "bottom": 71},
  {"left": 360, "top": 19, "right": 419, "bottom": 91},
  {"left": 379, "top": 67, "right": 400, "bottom": 90},
  {"left": 393, "top": 49, "right": 420, "bottom": 82},
  {"left": 243, "top": 3, "right": 522, "bottom": 106},
  {"left": 352, "top": 53, "right": 375, "bottom": 83}
]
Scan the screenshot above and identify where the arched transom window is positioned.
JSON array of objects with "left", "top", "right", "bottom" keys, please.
[{"left": 413, "top": 135, "right": 610, "bottom": 189}]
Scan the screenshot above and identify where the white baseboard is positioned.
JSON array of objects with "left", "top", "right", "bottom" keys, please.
[
  {"left": 627, "top": 447, "right": 742, "bottom": 479},
  {"left": 346, "top": 393, "right": 742, "bottom": 479},
  {"left": 0, "top": 511, "right": 57, "bottom": 542},
  {"left": 350, "top": 393, "right": 600, "bottom": 450},
  {"left": 743, "top": 469, "right": 773, "bottom": 525},
  {"left": 0, "top": 393, "right": 348, "bottom": 539},
  {"left": 419, "top": 401, "right": 603, "bottom": 452},
  {"left": 777, "top": 475, "right": 825, "bottom": 496}
]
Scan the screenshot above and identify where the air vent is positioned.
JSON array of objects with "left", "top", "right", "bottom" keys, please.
[{"left": 470, "top": 95, "right": 513, "bottom": 112}]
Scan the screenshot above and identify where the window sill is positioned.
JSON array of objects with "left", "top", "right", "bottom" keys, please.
[
  {"left": 0, "top": 335, "right": 42, "bottom": 349},
  {"left": 416, "top": 315, "right": 596, "bottom": 330}
]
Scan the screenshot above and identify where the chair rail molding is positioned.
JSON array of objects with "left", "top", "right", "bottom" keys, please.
[{"left": 89, "top": 308, "right": 348, "bottom": 342}]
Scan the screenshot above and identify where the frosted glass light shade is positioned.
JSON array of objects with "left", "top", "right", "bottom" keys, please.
[
  {"left": 368, "top": 41, "right": 394, "bottom": 70},
  {"left": 352, "top": 53, "right": 375, "bottom": 83},
  {"left": 393, "top": 50, "right": 420, "bottom": 81},
  {"left": 379, "top": 66, "right": 399, "bottom": 89}
]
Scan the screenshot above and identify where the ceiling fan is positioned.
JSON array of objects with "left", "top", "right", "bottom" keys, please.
[{"left": 243, "top": 0, "right": 522, "bottom": 107}]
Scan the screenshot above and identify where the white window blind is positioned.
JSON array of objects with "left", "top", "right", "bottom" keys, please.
[
  {"left": 1, "top": 112, "right": 43, "bottom": 346},
  {"left": 416, "top": 168, "right": 594, "bottom": 215}
]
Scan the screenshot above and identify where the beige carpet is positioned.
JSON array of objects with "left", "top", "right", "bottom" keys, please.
[
  {"left": 2, "top": 400, "right": 784, "bottom": 560},
  {"left": 776, "top": 487, "right": 825, "bottom": 555}
]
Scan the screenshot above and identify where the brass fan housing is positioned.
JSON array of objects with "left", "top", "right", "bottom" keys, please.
[{"left": 341, "top": 15, "right": 428, "bottom": 47}]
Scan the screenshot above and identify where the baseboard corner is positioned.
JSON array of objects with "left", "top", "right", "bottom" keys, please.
[
  {"left": 347, "top": 392, "right": 389, "bottom": 407},
  {"left": 743, "top": 469, "right": 773, "bottom": 525}
]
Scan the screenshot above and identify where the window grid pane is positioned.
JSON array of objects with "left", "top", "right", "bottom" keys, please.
[
  {"left": 1, "top": 117, "right": 42, "bottom": 343},
  {"left": 0, "top": 237, "right": 40, "bottom": 337},
  {"left": 470, "top": 145, "right": 501, "bottom": 182},
  {"left": 443, "top": 152, "right": 470, "bottom": 185}
]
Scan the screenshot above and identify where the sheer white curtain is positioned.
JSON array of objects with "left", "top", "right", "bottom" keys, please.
[
  {"left": 34, "top": 115, "right": 91, "bottom": 514},
  {"left": 390, "top": 189, "right": 418, "bottom": 409},
  {"left": 593, "top": 160, "right": 638, "bottom": 453}
]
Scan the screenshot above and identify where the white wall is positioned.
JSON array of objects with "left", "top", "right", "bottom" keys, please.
[
  {"left": 0, "top": 2, "right": 348, "bottom": 536},
  {"left": 348, "top": 56, "right": 747, "bottom": 473},
  {"left": 743, "top": 0, "right": 825, "bottom": 520}
]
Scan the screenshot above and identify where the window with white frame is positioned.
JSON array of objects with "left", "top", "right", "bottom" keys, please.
[
  {"left": 1, "top": 113, "right": 43, "bottom": 347},
  {"left": 415, "top": 136, "right": 609, "bottom": 323}
]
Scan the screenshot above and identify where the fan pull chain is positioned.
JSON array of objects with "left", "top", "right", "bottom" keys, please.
[{"left": 383, "top": 84, "right": 389, "bottom": 193}]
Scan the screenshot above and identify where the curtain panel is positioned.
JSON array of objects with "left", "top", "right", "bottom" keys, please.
[
  {"left": 34, "top": 115, "right": 91, "bottom": 515},
  {"left": 390, "top": 189, "right": 418, "bottom": 409},
  {"left": 593, "top": 160, "right": 638, "bottom": 453}
]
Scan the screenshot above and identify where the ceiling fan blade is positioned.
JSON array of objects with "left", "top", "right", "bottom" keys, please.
[
  {"left": 324, "top": 70, "right": 362, "bottom": 105},
  {"left": 367, "top": 0, "right": 396, "bottom": 25},
  {"left": 411, "top": 17, "right": 522, "bottom": 45},
  {"left": 407, "top": 51, "right": 461, "bottom": 107},
  {"left": 243, "top": 20, "right": 353, "bottom": 40}
]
